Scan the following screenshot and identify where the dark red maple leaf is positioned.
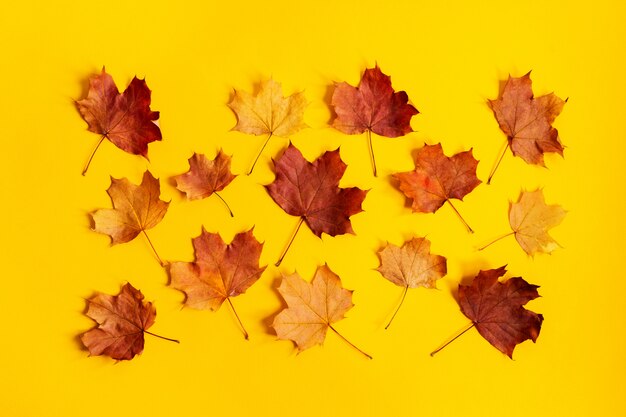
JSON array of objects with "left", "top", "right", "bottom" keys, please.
[
  {"left": 331, "top": 65, "right": 418, "bottom": 176},
  {"left": 76, "top": 67, "right": 162, "bottom": 175},
  {"left": 432, "top": 266, "right": 543, "bottom": 358},
  {"left": 266, "top": 143, "right": 367, "bottom": 265}
]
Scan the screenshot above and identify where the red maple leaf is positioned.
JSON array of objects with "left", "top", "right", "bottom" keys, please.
[
  {"left": 266, "top": 143, "right": 367, "bottom": 265},
  {"left": 76, "top": 68, "right": 162, "bottom": 175},
  {"left": 331, "top": 65, "right": 418, "bottom": 176}
]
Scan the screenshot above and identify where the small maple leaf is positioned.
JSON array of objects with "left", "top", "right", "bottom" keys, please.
[
  {"left": 266, "top": 144, "right": 367, "bottom": 266},
  {"left": 331, "top": 65, "right": 419, "bottom": 176},
  {"left": 169, "top": 228, "right": 266, "bottom": 339},
  {"left": 228, "top": 79, "right": 308, "bottom": 174},
  {"left": 76, "top": 67, "right": 162, "bottom": 175},
  {"left": 377, "top": 237, "right": 447, "bottom": 328},
  {"left": 394, "top": 143, "right": 481, "bottom": 232},
  {"left": 173, "top": 150, "right": 237, "bottom": 217},
  {"left": 487, "top": 72, "right": 566, "bottom": 183},
  {"left": 91, "top": 170, "right": 169, "bottom": 266},
  {"left": 272, "top": 265, "right": 371, "bottom": 358},
  {"left": 479, "top": 189, "right": 566, "bottom": 256},
  {"left": 81, "top": 283, "right": 178, "bottom": 361}
]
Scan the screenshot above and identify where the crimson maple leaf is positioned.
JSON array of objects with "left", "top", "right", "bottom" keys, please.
[
  {"left": 266, "top": 144, "right": 367, "bottom": 266},
  {"left": 487, "top": 72, "right": 566, "bottom": 183},
  {"left": 81, "top": 283, "right": 178, "bottom": 361},
  {"left": 394, "top": 143, "right": 481, "bottom": 232},
  {"left": 331, "top": 65, "right": 418, "bottom": 176},
  {"left": 431, "top": 266, "right": 543, "bottom": 358},
  {"left": 76, "top": 67, "right": 162, "bottom": 175}
]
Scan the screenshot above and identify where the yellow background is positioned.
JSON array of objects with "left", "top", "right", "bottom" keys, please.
[{"left": 0, "top": 1, "right": 624, "bottom": 416}]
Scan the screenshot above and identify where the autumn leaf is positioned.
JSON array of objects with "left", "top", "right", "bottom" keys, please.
[
  {"left": 331, "top": 65, "right": 418, "bottom": 176},
  {"left": 377, "top": 237, "right": 447, "bottom": 328},
  {"left": 480, "top": 189, "right": 566, "bottom": 255},
  {"left": 76, "top": 67, "right": 162, "bottom": 175},
  {"left": 169, "top": 228, "right": 266, "bottom": 339},
  {"left": 173, "top": 150, "right": 237, "bottom": 217},
  {"left": 487, "top": 72, "right": 566, "bottom": 183},
  {"left": 394, "top": 143, "right": 481, "bottom": 232},
  {"left": 431, "top": 266, "right": 543, "bottom": 358},
  {"left": 272, "top": 265, "right": 371, "bottom": 358},
  {"left": 81, "top": 283, "right": 179, "bottom": 361},
  {"left": 228, "top": 79, "right": 308, "bottom": 174},
  {"left": 266, "top": 144, "right": 367, "bottom": 266},
  {"left": 91, "top": 170, "right": 169, "bottom": 266}
]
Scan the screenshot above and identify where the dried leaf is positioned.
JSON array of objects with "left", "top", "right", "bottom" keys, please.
[
  {"left": 394, "top": 143, "right": 480, "bottom": 232},
  {"left": 509, "top": 189, "right": 566, "bottom": 255},
  {"left": 458, "top": 266, "right": 543, "bottom": 358},
  {"left": 76, "top": 68, "right": 161, "bottom": 174},
  {"left": 331, "top": 65, "right": 418, "bottom": 175},
  {"left": 228, "top": 79, "right": 308, "bottom": 173},
  {"left": 273, "top": 265, "right": 370, "bottom": 358},
  {"left": 81, "top": 283, "right": 177, "bottom": 361},
  {"left": 487, "top": 72, "right": 566, "bottom": 182}
]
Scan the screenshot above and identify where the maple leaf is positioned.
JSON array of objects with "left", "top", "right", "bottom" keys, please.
[
  {"left": 173, "top": 150, "right": 237, "bottom": 217},
  {"left": 377, "top": 237, "right": 447, "bottom": 328},
  {"left": 81, "top": 283, "right": 178, "bottom": 361},
  {"left": 479, "top": 189, "right": 566, "bottom": 256},
  {"left": 431, "top": 266, "right": 543, "bottom": 358},
  {"left": 272, "top": 265, "right": 371, "bottom": 358},
  {"left": 487, "top": 72, "right": 566, "bottom": 183},
  {"left": 91, "top": 170, "right": 169, "bottom": 266},
  {"left": 266, "top": 143, "right": 367, "bottom": 266},
  {"left": 76, "top": 67, "right": 161, "bottom": 175},
  {"left": 169, "top": 228, "right": 266, "bottom": 339},
  {"left": 331, "top": 65, "right": 418, "bottom": 176},
  {"left": 228, "top": 79, "right": 308, "bottom": 174},
  {"left": 394, "top": 143, "right": 481, "bottom": 232}
]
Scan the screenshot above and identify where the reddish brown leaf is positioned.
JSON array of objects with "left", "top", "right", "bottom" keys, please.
[
  {"left": 488, "top": 72, "right": 566, "bottom": 179},
  {"left": 267, "top": 144, "right": 367, "bottom": 237},
  {"left": 394, "top": 143, "right": 480, "bottom": 232},
  {"left": 169, "top": 228, "right": 266, "bottom": 338},
  {"left": 76, "top": 68, "right": 161, "bottom": 173},
  {"left": 81, "top": 283, "right": 178, "bottom": 361},
  {"left": 458, "top": 266, "right": 543, "bottom": 358},
  {"left": 331, "top": 65, "right": 418, "bottom": 175}
]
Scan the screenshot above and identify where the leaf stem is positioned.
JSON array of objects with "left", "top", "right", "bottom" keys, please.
[
  {"left": 275, "top": 216, "right": 304, "bottom": 267},
  {"left": 144, "top": 330, "right": 180, "bottom": 343},
  {"left": 447, "top": 200, "right": 474, "bottom": 233},
  {"left": 430, "top": 322, "right": 475, "bottom": 357},
  {"left": 82, "top": 135, "right": 106, "bottom": 176},
  {"left": 248, "top": 132, "right": 273, "bottom": 175},
  {"left": 478, "top": 231, "right": 515, "bottom": 251},
  {"left": 487, "top": 141, "right": 510, "bottom": 185},
  {"left": 214, "top": 192, "right": 234, "bottom": 217},
  {"left": 142, "top": 230, "right": 164, "bottom": 267},
  {"left": 385, "top": 285, "right": 409, "bottom": 329},
  {"left": 329, "top": 325, "right": 372, "bottom": 359},
  {"left": 367, "top": 129, "right": 378, "bottom": 177},
  {"left": 226, "top": 297, "right": 249, "bottom": 340}
]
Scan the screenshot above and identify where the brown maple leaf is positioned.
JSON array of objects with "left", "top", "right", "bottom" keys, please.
[
  {"left": 394, "top": 143, "right": 481, "bottom": 232},
  {"left": 331, "top": 65, "right": 419, "bottom": 176},
  {"left": 266, "top": 144, "right": 367, "bottom": 266},
  {"left": 173, "top": 150, "right": 237, "bottom": 217},
  {"left": 479, "top": 189, "right": 566, "bottom": 256},
  {"left": 169, "top": 228, "right": 266, "bottom": 339},
  {"left": 377, "top": 237, "right": 447, "bottom": 328},
  {"left": 487, "top": 72, "right": 566, "bottom": 183},
  {"left": 81, "top": 283, "right": 178, "bottom": 361},
  {"left": 272, "top": 265, "right": 371, "bottom": 358},
  {"left": 76, "top": 67, "right": 162, "bottom": 175},
  {"left": 91, "top": 170, "right": 169, "bottom": 266},
  {"left": 228, "top": 79, "right": 308, "bottom": 174}
]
